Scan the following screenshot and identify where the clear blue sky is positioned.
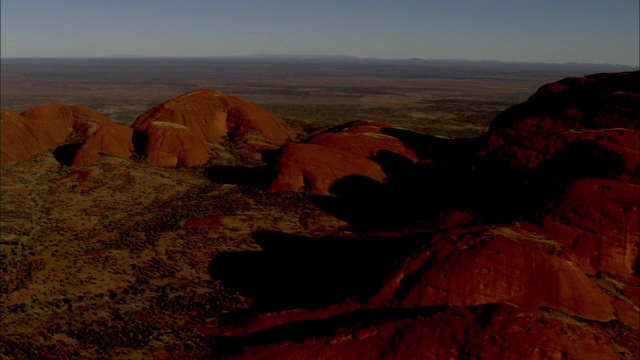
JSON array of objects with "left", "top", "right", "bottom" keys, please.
[{"left": 1, "top": 0, "right": 638, "bottom": 65}]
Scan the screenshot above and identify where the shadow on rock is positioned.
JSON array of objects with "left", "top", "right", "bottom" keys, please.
[
  {"left": 309, "top": 159, "right": 476, "bottom": 231},
  {"left": 208, "top": 231, "right": 421, "bottom": 315},
  {"left": 309, "top": 175, "right": 413, "bottom": 232},
  {"left": 381, "top": 127, "right": 482, "bottom": 165},
  {"left": 53, "top": 143, "right": 83, "bottom": 166},
  {"left": 204, "top": 166, "right": 277, "bottom": 189}
]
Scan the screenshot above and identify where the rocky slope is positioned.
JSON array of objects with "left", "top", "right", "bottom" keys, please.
[
  {"left": 204, "top": 71, "right": 639, "bottom": 359},
  {"left": 1, "top": 71, "right": 638, "bottom": 359}
]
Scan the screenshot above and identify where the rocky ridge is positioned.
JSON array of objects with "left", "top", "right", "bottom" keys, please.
[
  {"left": 1, "top": 89, "right": 294, "bottom": 168},
  {"left": 203, "top": 71, "right": 639, "bottom": 359}
]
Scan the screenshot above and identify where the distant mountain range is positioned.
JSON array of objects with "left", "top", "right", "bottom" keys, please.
[{"left": 1, "top": 54, "right": 637, "bottom": 70}]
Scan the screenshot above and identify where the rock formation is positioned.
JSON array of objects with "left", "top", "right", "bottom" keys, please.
[
  {"left": 134, "top": 89, "right": 292, "bottom": 146},
  {"left": 207, "top": 71, "right": 640, "bottom": 359},
  {"left": 142, "top": 122, "right": 212, "bottom": 167},
  {"left": 2, "top": 71, "right": 638, "bottom": 359},
  {"left": 218, "top": 305, "right": 621, "bottom": 360},
  {"left": 268, "top": 143, "right": 386, "bottom": 195},
  {"left": 2, "top": 89, "right": 293, "bottom": 168},
  {"left": 131, "top": 89, "right": 292, "bottom": 165},
  {"left": 1, "top": 107, "right": 41, "bottom": 165},
  {"left": 71, "top": 123, "right": 134, "bottom": 167},
  {"left": 1, "top": 104, "right": 112, "bottom": 165},
  {"left": 308, "top": 132, "right": 418, "bottom": 162},
  {"left": 268, "top": 120, "right": 418, "bottom": 195},
  {"left": 479, "top": 72, "right": 639, "bottom": 177}
]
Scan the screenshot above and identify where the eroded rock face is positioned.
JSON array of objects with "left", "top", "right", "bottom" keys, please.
[
  {"left": 130, "top": 88, "right": 293, "bottom": 167},
  {"left": 2, "top": 90, "right": 293, "bottom": 168},
  {"left": 1, "top": 107, "right": 42, "bottom": 165},
  {"left": 479, "top": 72, "right": 640, "bottom": 177},
  {"left": 268, "top": 143, "right": 386, "bottom": 195},
  {"left": 218, "top": 305, "right": 621, "bottom": 360},
  {"left": 208, "top": 72, "right": 640, "bottom": 359},
  {"left": 71, "top": 123, "right": 134, "bottom": 167},
  {"left": 307, "top": 132, "right": 418, "bottom": 162},
  {"left": 133, "top": 89, "right": 292, "bottom": 146},
  {"left": 1, "top": 104, "right": 112, "bottom": 165},
  {"left": 268, "top": 120, "right": 419, "bottom": 195},
  {"left": 370, "top": 227, "right": 615, "bottom": 322},
  {"left": 142, "top": 122, "right": 212, "bottom": 167},
  {"left": 20, "top": 103, "right": 112, "bottom": 140},
  {"left": 542, "top": 179, "right": 639, "bottom": 283},
  {"left": 4, "top": 71, "right": 639, "bottom": 359}
]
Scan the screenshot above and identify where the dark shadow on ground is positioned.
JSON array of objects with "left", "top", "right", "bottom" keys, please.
[
  {"left": 204, "top": 166, "right": 277, "bottom": 189},
  {"left": 208, "top": 231, "right": 424, "bottom": 315},
  {"left": 53, "top": 143, "right": 83, "bottom": 166}
]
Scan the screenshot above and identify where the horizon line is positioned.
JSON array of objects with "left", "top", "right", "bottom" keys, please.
[{"left": 0, "top": 54, "right": 637, "bottom": 68}]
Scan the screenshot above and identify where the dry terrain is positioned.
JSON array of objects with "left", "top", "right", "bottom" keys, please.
[
  {"left": 2, "top": 57, "right": 631, "bottom": 136},
  {"left": 1, "top": 59, "right": 637, "bottom": 359}
]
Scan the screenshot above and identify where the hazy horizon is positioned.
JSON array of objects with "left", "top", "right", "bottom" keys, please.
[
  {"left": 1, "top": 54, "right": 638, "bottom": 68},
  {"left": 1, "top": 1, "right": 638, "bottom": 66}
]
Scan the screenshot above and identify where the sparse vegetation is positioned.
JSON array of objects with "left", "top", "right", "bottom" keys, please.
[{"left": 1, "top": 59, "right": 637, "bottom": 359}]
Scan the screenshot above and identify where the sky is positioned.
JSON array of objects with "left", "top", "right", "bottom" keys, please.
[{"left": 1, "top": 0, "right": 638, "bottom": 66}]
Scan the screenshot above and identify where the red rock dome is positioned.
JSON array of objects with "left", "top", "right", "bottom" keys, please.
[
  {"left": 268, "top": 143, "right": 386, "bottom": 195},
  {"left": 71, "top": 123, "right": 134, "bottom": 167},
  {"left": 142, "top": 121, "right": 212, "bottom": 167},
  {"left": 1, "top": 104, "right": 112, "bottom": 165},
  {"left": 132, "top": 89, "right": 292, "bottom": 146}
]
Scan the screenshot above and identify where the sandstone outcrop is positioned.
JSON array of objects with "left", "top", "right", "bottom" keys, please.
[
  {"left": 3, "top": 70, "right": 639, "bottom": 359},
  {"left": 2, "top": 89, "right": 294, "bottom": 168},
  {"left": 268, "top": 143, "right": 386, "bottom": 195},
  {"left": 479, "top": 72, "right": 640, "bottom": 177},
  {"left": 218, "top": 305, "right": 621, "bottom": 360},
  {"left": 369, "top": 227, "right": 616, "bottom": 322},
  {"left": 541, "top": 179, "right": 639, "bottom": 283},
  {"left": 142, "top": 122, "right": 212, "bottom": 167},
  {"left": 1, "top": 104, "right": 112, "bottom": 165},
  {"left": 267, "top": 120, "right": 418, "bottom": 195},
  {"left": 71, "top": 123, "right": 134, "bottom": 167},
  {"left": 208, "top": 72, "right": 640, "bottom": 359},
  {"left": 1, "top": 107, "right": 42, "bottom": 165},
  {"left": 131, "top": 88, "right": 292, "bottom": 167},
  {"left": 308, "top": 132, "right": 418, "bottom": 162},
  {"left": 20, "top": 103, "right": 112, "bottom": 140}
]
